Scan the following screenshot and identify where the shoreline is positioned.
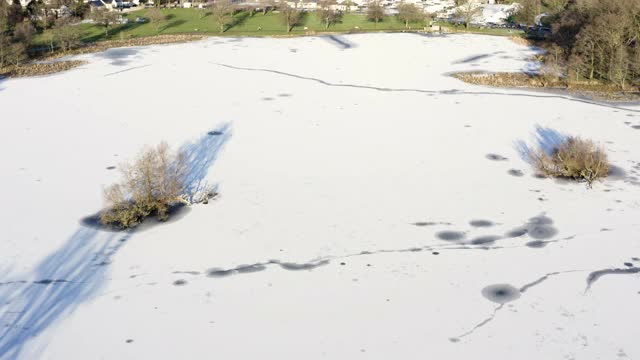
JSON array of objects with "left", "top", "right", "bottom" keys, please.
[
  {"left": 1, "top": 30, "right": 507, "bottom": 79},
  {"left": 453, "top": 71, "right": 640, "bottom": 104}
]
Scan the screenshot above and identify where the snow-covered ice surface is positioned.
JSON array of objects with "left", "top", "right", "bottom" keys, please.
[{"left": 1, "top": 33, "right": 640, "bottom": 360}]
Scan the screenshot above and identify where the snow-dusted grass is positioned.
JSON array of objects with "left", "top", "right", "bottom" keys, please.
[{"left": 0, "top": 33, "right": 639, "bottom": 360}]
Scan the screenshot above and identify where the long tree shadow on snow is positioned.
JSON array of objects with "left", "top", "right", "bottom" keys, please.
[
  {"left": 0, "top": 123, "right": 232, "bottom": 360},
  {"left": 0, "top": 229, "right": 122, "bottom": 360},
  {"left": 322, "top": 35, "right": 356, "bottom": 50},
  {"left": 181, "top": 122, "right": 232, "bottom": 201},
  {"left": 514, "top": 125, "right": 567, "bottom": 162}
]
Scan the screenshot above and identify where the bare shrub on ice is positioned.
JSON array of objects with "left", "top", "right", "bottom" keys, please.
[
  {"left": 101, "top": 142, "right": 189, "bottom": 228},
  {"left": 531, "top": 137, "right": 609, "bottom": 187}
]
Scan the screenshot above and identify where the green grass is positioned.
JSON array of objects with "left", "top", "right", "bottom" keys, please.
[{"left": 33, "top": 9, "right": 522, "bottom": 46}]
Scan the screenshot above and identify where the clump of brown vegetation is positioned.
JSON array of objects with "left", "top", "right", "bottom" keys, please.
[
  {"left": 101, "top": 142, "right": 189, "bottom": 229},
  {"left": 509, "top": 36, "right": 534, "bottom": 47},
  {"left": 531, "top": 137, "right": 609, "bottom": 187},
  {"left": 454, "top": 72, "right": 559, "bottom": 88},
  {"left": 43, "top": 34, "right": 207, "bottom": 61},
  {"left": 453, "top": 72, "right": 640, "bottom": 101},
  {"left": 0, "top": 60, "right": 86, "bottom": 78}
]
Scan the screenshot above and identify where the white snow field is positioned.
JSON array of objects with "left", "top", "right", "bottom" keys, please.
[{"left": 1, "top": 33, "right": 640, "bottom": 360}]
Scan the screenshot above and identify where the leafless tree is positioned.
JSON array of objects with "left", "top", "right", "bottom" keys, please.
[
  {"left": 147, "top": 7, "right": 167, "bottom": 33},
  {"left": 542, "top": 0, "right": 569, "bottom": 14},
  {"left": 278, "top": 1, "right": 300, "bottom": 33},
  {"left": 210, "top": 0, "right": 235, "bottom": 33},
  {"left": 0, "top": 34, "right": 12, "bottom": 68},
  {"left": 259, "top": 0, "right": 275, "bottom": 15},
  {"left": 454, "top": 0, "right": 481, "bottom": 30},
  {"left": 513, "top": 0, "right": 541, "bottom": 25},
  {"left": 101, "top": 142, "right": 189, "bottom": 228},
  {"left": 7, "top": 42, "right": 28, "bottom": 66},
  {"left": 13, "top": 21, "right": 36, "bottom": 45},
  {"left": 396, "top": 1, "right": 423, "bottom": 29},
  {"left": 52, "top": 17, "right": 82, "bottom": 51},
  {"left": 366, "top": 0, "right": 385, "bottom": 28},
  {"left": 0, "top": 0, "right": 8, "bottom": 31},
  {"left": 550, "top": 0, "right": 640, "bottom": 89},
  {"left": 91, "top": 8, "right": 119, "bottom": 36},
  {"left": 317, "top": 0, "right": 342, "bottom": 30}
]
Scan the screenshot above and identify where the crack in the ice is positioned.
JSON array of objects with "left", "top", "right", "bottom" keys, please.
[
  {"left": 104, "top": 64, "right": 152, "bottom": 77},
  {"left": 206, "top": 259, "right": 330, "bottom": 277},
  {"left": 451, "top": 304, "right": 504, "bottom": 342},
  {"left": 196, "top": 232, "right": 580, "bottom": 281},
  {"left": 519, "top": 269, "right": 586, "bottom": 293},
  {"left": 451, "top": 269, "right": 587, "bottom": 341},
  {"left": 584, "top": 267, "right": 640, "bottom": 293},
  {"left": 519, "top": 273, "right": 558, "bottom": 293},
  {"left": 211, "top": 63, "right": 640, "bottom": 113}
]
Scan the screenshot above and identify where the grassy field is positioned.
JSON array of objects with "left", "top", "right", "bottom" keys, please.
[{"left": 34, "top": 9, "right": 523, "bottom": 46}]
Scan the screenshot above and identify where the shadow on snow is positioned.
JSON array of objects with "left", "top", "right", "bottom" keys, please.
[
  {"left": 0, "top": 229, "right": 121, "bottom": 359},
  {"left": 0, "top": 123, "right": 232, "bottom": 359},
  {"left": 514, "top": 125, "right": 566, "bottom": 162}
]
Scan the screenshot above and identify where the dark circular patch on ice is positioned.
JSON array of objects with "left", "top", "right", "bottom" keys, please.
[
  {"left": 173, "top": 279, "right": 187, "bottom": 286},
  {"left": 632, "top": 125, "right": 640, "bottom": 129},
  {"left": 624, "top": 262, "right": 634, "bottom": 267},
  {"left": 436, "top": 231, "right": 466, "bottom": 241},
  {"left": 470, "top": 220, "right": 494, "bottom": 227},
  {"left": 126, "top": 339, "right": 134, "bottom": 343},
  {"left": 533, "top": 173, "right": 547, "bottom": 179},
  {"left": 528, "top": 215, "right": 554, "bottom": 226},
  {"left": 508, "top": 169, "right": 524, "bottom": 177},
  {"left": 470, "top": 235, "right": 501, "bottom": 245},
  {"left": 208, "top": 130, "right": 224, "bottom": 136},
  {"left": 528, "top": 225, "right": 558, "bottom": 240},
  {"left": 481, "top": 284, "right": 521, "bottom": 304},
  {"left": 106, "top": 166, "right": 116, "bottom": 170},
  {"left": 486, "top": 153, "right": 508, "bottom": 161},
  {"left": 525, "top": 240, "right": 547, "bottom": 248},
  {"left": 506, "top": 227, "right": 528, "bottom": 238}
]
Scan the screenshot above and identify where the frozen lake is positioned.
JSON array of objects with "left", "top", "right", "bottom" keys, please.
[{"left": 1, "top": 33, "right": 640, "bottom": 360}]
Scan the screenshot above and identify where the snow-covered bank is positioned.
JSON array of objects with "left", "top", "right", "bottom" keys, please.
[{"left": 0, "top": 33, "right": 639, "bottom": 360}]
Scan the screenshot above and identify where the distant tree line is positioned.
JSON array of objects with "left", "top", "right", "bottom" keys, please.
[
  {"left": 515, "top": 0, "right": 640, "bottom": 89},
  {"left": 0, "top": 0, "right": 88, "bottom": 68}
]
